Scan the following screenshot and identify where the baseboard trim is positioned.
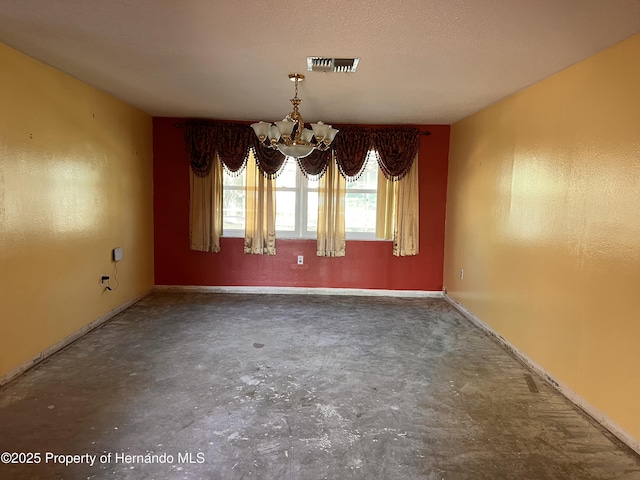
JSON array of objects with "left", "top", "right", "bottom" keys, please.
[
  {"left": 444, "top": 294, "right": 640, "bottom": 456},
  {"left": 154, "top": 285, "right": 443, "bottom": 298},
  {"left": 0, "top": 289, "right": 152, "bottom": 387}
]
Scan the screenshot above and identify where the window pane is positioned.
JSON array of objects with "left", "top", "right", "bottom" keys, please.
[
  {"left": 222, "top": 168, "right": 247, "bottom": 234},
  {"left": 276, "top": 158, "right": 297, "bottom": 189},
  {"left": 223, "top": 188, "right": 245, "bottom": 231},
  {"left": 307, "top": 191, "right": 318, "bottom": 232},
  {"left": 345, "top": 192, "right": 377, "bottom": 232},
  {"left": 276, "top": 191, "right": 296, "bottom": 231}
]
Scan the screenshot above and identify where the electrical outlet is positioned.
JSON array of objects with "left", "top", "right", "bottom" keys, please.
[
  {"left": 297, "top": 255, "right": 304, "bottom": 265},
  {"left": 101, "top": 275, "right": 110, "bottom": 286},
  {"left": 459, "top": 269, "right": 464, "bottom": 280}
]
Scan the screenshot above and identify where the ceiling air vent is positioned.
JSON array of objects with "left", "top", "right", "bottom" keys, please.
[{"left": 307, "top": 57, "right": 360, "bottom": 73}]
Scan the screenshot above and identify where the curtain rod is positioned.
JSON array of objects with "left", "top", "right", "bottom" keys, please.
[{"left": 173, "top": 123, "right": 430, "bottom": 135}]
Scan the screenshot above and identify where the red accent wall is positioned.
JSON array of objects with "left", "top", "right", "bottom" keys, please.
[{"left": 153, "top": 118, "right": 449, "bottom": 291}]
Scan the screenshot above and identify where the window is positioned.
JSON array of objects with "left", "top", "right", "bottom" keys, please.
[{"left": 222, "top": 152, "right": 379, "bottom": 239}]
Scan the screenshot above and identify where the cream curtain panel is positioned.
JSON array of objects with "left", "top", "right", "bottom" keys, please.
[
  {"left": 244, "top": 153, "right": 276, "bottom": 255},
  {"left": 392, "top": 155, "right": 419, "bottom": 256},
  {"left": 375, "top": 174, "right": 395, "bottom": 241},
  {"left": 317, "top": 155, "right": 346, "bottom": 257},
  {"left": 189, "top": 156, "right": 222, "bottom": 253}
]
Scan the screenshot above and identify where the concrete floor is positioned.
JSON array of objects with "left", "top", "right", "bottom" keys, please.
[{"left": 1, "top": 293, "right": 640, "bottom": 480}]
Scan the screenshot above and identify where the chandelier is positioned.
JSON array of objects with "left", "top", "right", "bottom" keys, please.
[{"left": 250, "top": 73, "right": 338, "bottom": 159}]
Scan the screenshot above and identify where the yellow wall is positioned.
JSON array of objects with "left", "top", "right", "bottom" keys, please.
[
  {"left": 445, "top": 33, "right": 640, "bottom": 441},
  {"left": 0, "top": 43, "right": 154, "bottom": 380}
]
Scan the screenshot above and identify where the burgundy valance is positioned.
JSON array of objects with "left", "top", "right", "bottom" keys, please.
[
  {"left": 297, "top": 148, "right": 332, "bottom": 178},
  {"left": 250, "top": 136, "right": 287, "bottom": 178},
  {"left": 333, "top": 126, "right": 372, "bottom": 179},
  {"left": 185, "top": 121, "right": 251, "bottom": 176},
  {"left": 333, "top": 126, "right": 420, "bottom": 180},
  {"left": 217, "top": 123, "right": 253, "bottom": 173},
  {"left": 185, "top": 122, "right": 218, "bottom": 177},
  {"left": 374, "top": 128, "right": 420, "bottom": 181},
  {"left": 185, "top": 121, "right": 420, "bottom": 181}
]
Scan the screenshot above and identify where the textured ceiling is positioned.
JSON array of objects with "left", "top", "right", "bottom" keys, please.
[{"left": 1, "top": 0, "right": 639, "bottom": 124}]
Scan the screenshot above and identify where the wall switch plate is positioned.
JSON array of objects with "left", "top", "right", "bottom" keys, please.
[
  {"left": 113, "top": 247, "right": 124, "bottom": 262},
  {"left": 297, "top": 255, "right": 304, "bottom": 265}
]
